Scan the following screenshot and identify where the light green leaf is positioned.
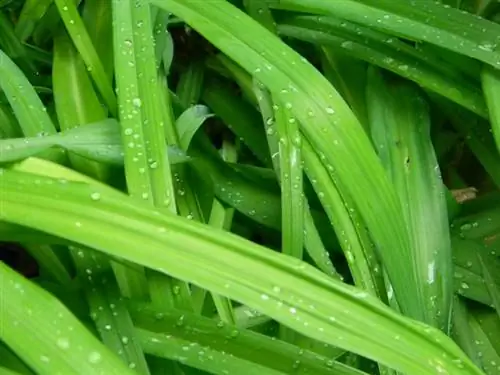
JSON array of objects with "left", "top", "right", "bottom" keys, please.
[
  {"left": 0, "top": 261, "right": 137, "bottom": 375},
  {"left": 367, "top": 69, "right": 453, "bottom": 332},
  {"left": 0, "top": 119, "right": 192, "bottom": 165},
  {"left": 152, "top": 0, "right": 420, "bottom": 323},
  {"left": 0, "top": 162, "right": 482, "bottom": 375},
  {"left": 176, "top": 104, "right": 214, "bottom": 151}
]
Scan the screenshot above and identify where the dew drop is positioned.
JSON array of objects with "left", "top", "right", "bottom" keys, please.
[
  {"left": 56, "top": 338, "right": 70, "bottom": 350},
  {"left": 132, "top": 98, "right": 142, "bottom": 108},
  {"left": 479, "top": 43, "right": 495, "bottom": 51},
  {"left": 88, "top": 351, "right": 102, "bottom": 364},
  {"left": 341, "top": 41, "right": 353, "bottom": 49},
  {"left": 90, "top": 192, "right": 101, "bottom": 201}
]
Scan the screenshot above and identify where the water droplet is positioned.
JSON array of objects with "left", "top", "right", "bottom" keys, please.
[
  {"left": 479, "top": 43, "right": 495, "bottom": 51},
  {"left": 341, "top": 41, "right": 353, "bottom": 49},
  {"left": 90, "top": 192, "right": 101, "bottom": 201},
  {"left": 155, "top": 312, "right": 165, "bottom": 320},
  {"left": 229, "top": 329, "right": 239, "bottom": 338},
  {"left": 56, "top": 338, "right": 70, "bottom": 350},
  {"left": 176, "top": 315, "right": 185, "bottom": 326},
  {"left": 88, "top": 352, "right": 102, "bottom": 364},
  {"left": 132, "top": 98, "right": 142, "bottom": 108},
  {"left": 460, "top": 223, "right": 472, "bottom": 231}
]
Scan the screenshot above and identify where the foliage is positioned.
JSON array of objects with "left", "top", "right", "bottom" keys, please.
[{"left": 0, "top": 0, "right": 500, "bottom": 374}]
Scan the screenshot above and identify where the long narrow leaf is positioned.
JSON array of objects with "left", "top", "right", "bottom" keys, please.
[
  {"left": 273, "top": 0, "right": 500, "bottom": 68},
  {"left": 153, "top": 0, "right": 421, "bottom": 323},
  {"left": 366, "top": 69, "right": 453, "bottom": 332},
  {"left": 0, "top": 261, "right": 136, "bottom": 375},
  {"left": 0, "top": 163, "right": 482, "bottom": 375}
]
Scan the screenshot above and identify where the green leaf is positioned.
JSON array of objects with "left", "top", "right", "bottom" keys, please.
[
  {"left": 478, "top": 254, "right": 500, "bottom": 318},
  {"left": 0, "top": 261, "right": 137, "bottom": 375},
  {"left": 176, "top": 104, "right": 214, "bottom": 151},
  {"left": 319, "top": 47, "right": 368, "bottom": 128},
  {"left": 153, "top": 0, "right": 421, "bottom": 323},
  {"left": 273, "top": 96, "right": 304, "bottom": 261},
  {"left": 273, "top": 0, "right": 500, "bottom": 68},
  {"left": 0, "top": 49, "right": 56, "bottom": 136},
  {"left": 71, "top": 251, "right": 151, "bottom": 374},
  {"left": 481, "top": 65, "right": 500, "bottom": 154},
  {"left": 253, "top": 80, "right": 340, "bottom": 278},
  {"left": 54, "top": 0, "right": 117, "bottom": 116},
  {"left": 366, "top": 69, "right": 453, "bottom": 332},
  {"left": 0, "top": 366, "right": 23, "bottom": 375},
  {"left": 0, "top": 119, "right": 191, "bottom": 166},
  {"left": 437, "top": 99, "right": 500, "bottom": 189},
  {"left": 201, "top": 78, "right": 271, "bottom": 166},
  {"left": 0, "top": 162, "right": 483, "bottom": 375},
  {"left": 52, "top": 28, "right": 112, "bottom": 181},
  {"left": 276, "top": 16, "right": 486, "bottom": 118},
  {"left": 468, "top": 310, "right": 500, "bottom": 374},
  {"left": 14, "top": 0, "right": 52, "bottom": 42},
  {"left": 130, "top": 305, "right": 365, "bottom": 375}
]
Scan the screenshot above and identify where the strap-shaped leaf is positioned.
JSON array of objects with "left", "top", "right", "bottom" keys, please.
[
  {"left": 272, "top": 0, "right": 500, "bottom": 68},
  {"left": 0, "top": 162, "right": 482, "bottom": 375},
  {"left": 150, "top": 0, "right": 421, "bottom": 328}
]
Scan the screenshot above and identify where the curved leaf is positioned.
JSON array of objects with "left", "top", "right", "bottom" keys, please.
[
  {"left": 175, "top": 104, "right": 214, "bottom": 151},
  {"left": 153, "top": 0, "right": 421, "bottom": 331},
  {"left": 0, "top": 163, "right": 482, "bottom": 375},
  {"left": 0, "top": 260, "right": 136, "bottom": 375}
]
